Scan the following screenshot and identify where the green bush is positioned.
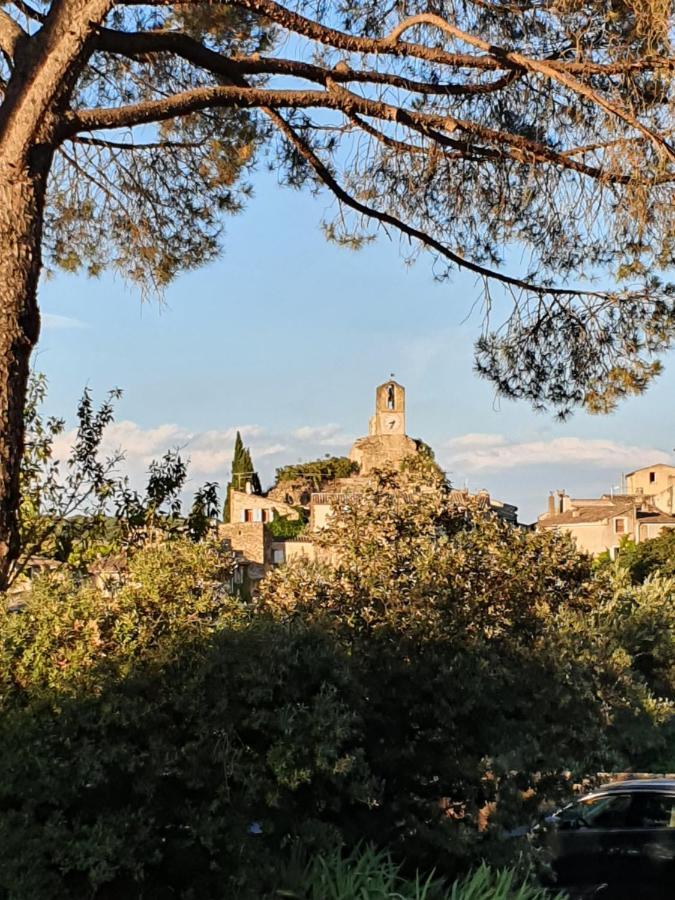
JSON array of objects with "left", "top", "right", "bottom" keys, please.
[
  {"left": 0, "top": 541, "right": 377, "bottom": 898},
  {"left": 267, "top": 511, "right": 307, "bottom": 540},
  {"left": 599, "top": 530, "right": 675, "bottom": 584},
  {"left": 0, "top": 466, "right": 672, "bottom": 898},
  {"left": 275, "top": 456, "right": 359, "bottom": 485}
]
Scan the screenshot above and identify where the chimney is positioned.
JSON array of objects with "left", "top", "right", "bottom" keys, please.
[
  {"left": 556, "top": 490, "right": 566, "bottom": 514},
  {"left": 548, "top": 493, "right": 556, "bottom": 516}
]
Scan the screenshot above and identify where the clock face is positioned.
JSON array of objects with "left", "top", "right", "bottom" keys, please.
[{"left": 378, "top": 412, "right": 402, "bottom": 434}]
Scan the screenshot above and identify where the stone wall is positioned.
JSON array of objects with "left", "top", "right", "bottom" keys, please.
[
  {"left": 626, "top": 465, "right": 675, "bottom": 511},
  {"left": 349, "top": 433, "right": 418, "bottom": 475},
  {"left": 229, "top": 490, "right": 300, "bottom": 525},
  {"left": 219, "top": 522, "right": 269, "bottom": 565}
]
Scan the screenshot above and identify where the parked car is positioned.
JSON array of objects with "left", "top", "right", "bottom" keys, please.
[{"left": 542, "top": 779, "right": 675, "bottom": 899}]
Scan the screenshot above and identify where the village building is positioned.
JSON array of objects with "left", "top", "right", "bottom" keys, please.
[
  {"left": 537, "top": 463, "right": 675, "bottom": 557},
  {"left": 220, "top": 379, "right": 519, "bottom": 587},
  {"left": 625, "top": 463, "right": 675, "bottom": 515}
]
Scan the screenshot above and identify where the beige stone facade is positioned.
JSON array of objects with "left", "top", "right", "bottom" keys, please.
[
  {"left": 219, "top": 522, "right": 270, "bottom": 565},
  {"left": 229, "top": 488, "right": 300, "bottom": 525},
  {"left": 537, "top": 486, "right": 675, "bottom": 557},
  {"left": 350, "top": 433, "right": 419, "bottom": 476},
  {"left": 625, "top": 464, "right": 675, "bottom": 515},
  {"left": 349, "top": 379, "right": 419, "bottom": 475}
]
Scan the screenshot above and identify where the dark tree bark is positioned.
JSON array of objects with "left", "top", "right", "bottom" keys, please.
[{"left": 0, "top": 158, "right": 47, "bottom": 586}]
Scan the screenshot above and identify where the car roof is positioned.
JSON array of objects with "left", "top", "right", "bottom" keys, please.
[{"left": 596, "top": 779, "right": 675, "bottom": 794}]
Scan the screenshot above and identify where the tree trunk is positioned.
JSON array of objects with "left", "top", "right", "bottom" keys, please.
[{"left": 0, "top": 159, "right": 45, "bottom": 590}]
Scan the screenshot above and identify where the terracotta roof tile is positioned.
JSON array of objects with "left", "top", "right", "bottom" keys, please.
[{"left": 541, "top": 501, "right": 635, "bottom": 526}]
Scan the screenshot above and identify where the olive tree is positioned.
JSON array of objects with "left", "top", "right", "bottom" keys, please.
[{"left": 0, "top": 0, "right": 673, "bottom": 585}]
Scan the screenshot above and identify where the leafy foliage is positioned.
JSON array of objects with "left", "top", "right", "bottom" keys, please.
[
  {"left": 598, "top": 573, "right": 675, "bottom": 769},
  {"left": 267, "top": 511, "right": 307, "bottom": 540},
  {"left": 13, "top": 375, "right": 220, "bottom": 584},
  {"left": 275, "top": 456, "right": 359, "bottom": 487},
  {"left": 276, "top": 846, "right": 566, "bottom": 900},
  {"left": 259, "top": 461, "right": 672, "bottom": 874},
  {"left": 45, "top": 7, "right": 266, "bottom": 292},
  {"left": 0, "top": 565, "right": 373, "bottom": 898},
  {"left": 1, "top": 460, "right": 674, "bottom": 897},
  {"left": 15, "top": 374, "right": 125, "bottom": 582},
  {"left": 597, "top": 530, "right": 675, "bottom": 583}
]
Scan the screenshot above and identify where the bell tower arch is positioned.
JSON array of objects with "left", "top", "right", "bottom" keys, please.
[{"left": 369, "top": 378, "right": 406, "bottom": 436}]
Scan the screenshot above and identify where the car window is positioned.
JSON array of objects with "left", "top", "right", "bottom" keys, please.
[
  {"left": 630, "top": 793, "right": 675, "bottom": 829},
  {"left": 560, "top": 793, "right": 632, "bottom": 829}
]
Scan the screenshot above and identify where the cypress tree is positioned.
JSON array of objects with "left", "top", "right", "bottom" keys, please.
[{"left": 223, "top": 432, "right": 261, "bottom": 521}]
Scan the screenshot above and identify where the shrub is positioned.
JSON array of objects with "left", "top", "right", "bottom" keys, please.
[
  {"left": 0, "top": 466, "right": 672, "bottom": 897},
  {"left": 601, "top": 531, "right": 675, "bottom": 584},
  {"left": 0, "top": 547, "right": 374, "bottom": 898},
  {"left": 267, "top": 512, "right": 307, "bottom": 540},
  {"left": 274, "top": 846, "right": 567, "bottom": 900},
  {"left": 259, "top": 464, "right": 671, "bottom": 875},
  {"left": 275, "top": 456, "right": 359, "bottom": 485}
]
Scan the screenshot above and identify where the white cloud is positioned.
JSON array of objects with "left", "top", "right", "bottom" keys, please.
[
  {"left": 49, "top": 418, "right": 355, "bottom": 494},
  {"left": 43, "top": 313, "right": 87, "bottom": 330},
  {"left": 292, "top": 423, "right": 350, "bottom": 446},
  {"left": 447, "top": 433, "right": 506, "bottom": 449},
  {"left": 442, "top": 434, "right": 672, "bottom": 473}
]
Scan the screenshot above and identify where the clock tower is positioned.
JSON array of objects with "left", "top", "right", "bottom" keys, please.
[
  {"left": 369, "top": 379, "right": 406, "bottom": 437},
  {"left": 350, "top": 378, "right": 418, "bottom": 474}
]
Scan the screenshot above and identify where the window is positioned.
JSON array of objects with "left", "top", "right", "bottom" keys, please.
[
  {"left": 631, "top": 793, "right": 675, "bottom": 829},
  {"left": 615, "top": 518, "right": 626, "bottom": 534},
  {"left": 272, "top": 548, "right": 285, "bottom": 565},
  {"left": 253, "top": 509, "right": 263, "bottom": 523},
  {"left": 244, "top": 509, "right": 253, "bottom": 523},
  {"left": 650, "top": 471, "right": 656, "bottom": 483},
  {"left": 560, "top": 793, "right": 632, "bottom": 829}
]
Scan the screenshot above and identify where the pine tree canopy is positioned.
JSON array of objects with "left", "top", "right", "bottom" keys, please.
[
  {"left": 0, "top": 0, "right": 673, "bottom": 417},
  {"left": 1, "top": 0, "right": 675, "bottom": 586}
]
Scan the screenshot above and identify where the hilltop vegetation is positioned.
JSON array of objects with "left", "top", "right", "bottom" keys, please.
[{"left": 275, "top": 456, "right": 359, "bottom": 487}]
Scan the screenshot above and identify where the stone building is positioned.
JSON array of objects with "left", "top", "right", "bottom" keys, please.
[
  {"left": 218, "top": 379, "right": 520, "bottom": 584},
  {"left": 625, "top": 463, "right": 675, "bottom": 515},
  {"left": 226, "top": 486, "right": 300, "bottom": 527},
  {"left": 537, "top": 469, "right": 675, "bottom": 558},
  {"left": 349, "top": 379, "right": 420, "bottom": 474}
]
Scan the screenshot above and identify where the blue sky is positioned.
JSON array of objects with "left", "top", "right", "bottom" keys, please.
[{"left": 39, "top": 168, "right": 675, "bottom": 523}]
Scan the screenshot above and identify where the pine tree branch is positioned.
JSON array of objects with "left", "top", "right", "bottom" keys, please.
[
  {"left": 65, "top": 76, "right": 653, "bottom": 186},
  {"left": 0, "top": 8, "right": 26, "bottom": 63},
  {"left": 71, "top": 134, "right": 206, "bottom": 150},
  {"left": 387, "top": 13, "right": 675, "bottom": 163},
  {"left": 8, "top": 0, "right": 46, "bottom": 24},
  {"left": 223, "top": 0, "right": 675, "bottom": 78},
  {"left": 96, "top": 27, "right": 517, "bottom": 97},
  {"left": 265, "top": 106, "right": 611, "bottom": 301}
]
